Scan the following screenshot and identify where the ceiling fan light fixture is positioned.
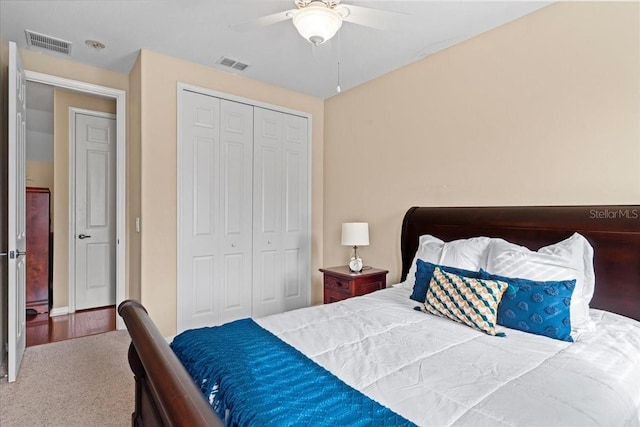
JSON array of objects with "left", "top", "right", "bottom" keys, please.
[{"left": 292, "top": 3, "right": 343, "bottom": 46}]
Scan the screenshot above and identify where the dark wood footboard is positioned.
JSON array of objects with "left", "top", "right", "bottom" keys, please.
[{"left": 118, "top": 300, "right": 223, "bottom": 427}]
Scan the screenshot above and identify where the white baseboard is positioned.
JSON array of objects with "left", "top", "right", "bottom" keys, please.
[{"left": 49, "top": 307, "right": 69, "bottom": 317}]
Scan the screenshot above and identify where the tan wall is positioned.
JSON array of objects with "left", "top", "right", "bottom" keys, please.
[
  {"left": 19, "top": 49, "right": 128, "bottom": 91},
  {"left": 52, "top": 89, "right": 116, "bottom": 309},
  {"left": 324, "top": 2, "right": 640, "bottom": 283},
  {"left": 127, "top": 54, "right": 142, "bottom": 302},
  {"left": 26, "top": 161, "right": 54, "bottom": 190},
  {"left": 138, "top": 50, "right": 324, "bottom": 336}
]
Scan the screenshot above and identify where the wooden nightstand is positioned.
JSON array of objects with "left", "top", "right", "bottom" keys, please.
[{"left": 320, "top": 266, "right": 389, "bottom": 304}]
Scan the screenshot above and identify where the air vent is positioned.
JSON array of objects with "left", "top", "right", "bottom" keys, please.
[
  {"left": 25, "top": 30, "right": 72, "bottom": 55},
  {"left": 217, "top": 56, "right": 250, "bottom": 72}
]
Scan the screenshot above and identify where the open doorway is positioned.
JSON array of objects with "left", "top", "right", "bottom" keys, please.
[
  {"left": 24, "top": 82, "right": 118, "bottom": 346},
  {"left": 5, "top": 49, "right": 126, "bottom": 380}
]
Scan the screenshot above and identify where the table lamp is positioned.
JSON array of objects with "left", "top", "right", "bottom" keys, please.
[{"left": 341, "top": 222, "right": 369, "bottom": 272}]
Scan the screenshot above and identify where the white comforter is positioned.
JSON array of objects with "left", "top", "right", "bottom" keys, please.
[{"left": 256, "top": 287, "right": 640, "bottom": 427}]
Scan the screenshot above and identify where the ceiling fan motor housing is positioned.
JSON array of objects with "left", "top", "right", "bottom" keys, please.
[{"left": 292, "top": 1, "right": 343, "bottom": 45}]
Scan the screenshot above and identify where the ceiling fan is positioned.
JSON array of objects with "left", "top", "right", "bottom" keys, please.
[{"left": 232, "top": 0, "right": 406, "bottom": 46}]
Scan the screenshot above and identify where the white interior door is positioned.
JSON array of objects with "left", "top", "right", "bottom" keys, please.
[
  {"left": 218, "top": 99, "right": 253, "bottom": 324},
  {"left": 252, "top": 108, "right": 284, "bottom": 317},
  {"left": 281, "top": 113, "right": 309, "bottom": 312},
  {"left": 74, "top": 112, "right": 116, "bottom": 310},
  {"left": 178, "top": 91, "right": 222, "bottom": 331},
  {"left": 178, "top": 91, "right": 253, "bottom": 331},
  {"left": 7, "top": 41, "right": 27, "bottom": 383},
  {"left": 252, "top": 108, "right": 309, "bottom": 317}
]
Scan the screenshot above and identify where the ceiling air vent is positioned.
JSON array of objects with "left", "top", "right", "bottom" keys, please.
[
  {"left": 25, "top": 30, "right": 72, "bottom": 55},
  {"left": 217, "top": 56, "right": 250, "bottom": 72}
]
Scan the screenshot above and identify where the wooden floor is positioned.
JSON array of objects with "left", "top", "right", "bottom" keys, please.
[{"left": 26, "top": 305, "right": 116, "bottom": 347}]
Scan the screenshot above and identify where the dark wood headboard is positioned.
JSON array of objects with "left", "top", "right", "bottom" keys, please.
[{"left": 400, "top": 206, "right": 640, "bottom": 321}]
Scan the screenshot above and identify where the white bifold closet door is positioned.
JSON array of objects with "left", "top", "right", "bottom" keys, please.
[
  {"left": 179, "top": 91, "right": 254, "bottom": 331},
  {"left": 178, "top": 89, "right": 309, "bottom": 332},
  {"left": 252, "top": 107, "right": 309, "bottom": 318}
]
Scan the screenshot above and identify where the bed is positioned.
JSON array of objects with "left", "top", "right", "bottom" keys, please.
[{"left": 119, "top": 205, "right": 640, "bottom": 426}]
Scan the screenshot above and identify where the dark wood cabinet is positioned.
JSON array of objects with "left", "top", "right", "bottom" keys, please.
[
  {"left": 320, "top": 266, "right": 388, "bottom": 304},
  {"left": 26, "top": 187, "right": 51, "bottom": 314}
]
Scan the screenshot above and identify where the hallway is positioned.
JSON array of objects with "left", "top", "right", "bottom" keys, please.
[{"left": 26, "top": 306, "right": 116, "bottom": 347}]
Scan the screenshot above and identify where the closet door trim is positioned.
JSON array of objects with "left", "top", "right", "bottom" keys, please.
[{"left": 178, "top": 82, "right": 313, "bottom": 121}]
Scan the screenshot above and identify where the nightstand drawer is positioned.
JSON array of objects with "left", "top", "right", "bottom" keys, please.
[
  {"left": 355, "top": 280, "right": 384, "bottom": 296},
  {"left": 324, "top": 288, "right": 351, "bottom": 303},
  {"left": 324, "top": 275, "right": 351, "bottom": 294},
  {"left": 320, "top": 266, "right": 389, "bottom": 304}
]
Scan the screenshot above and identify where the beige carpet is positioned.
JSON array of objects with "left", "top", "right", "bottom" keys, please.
[{"left": 0, "top": 330, "right": 134, "bottom": 426}]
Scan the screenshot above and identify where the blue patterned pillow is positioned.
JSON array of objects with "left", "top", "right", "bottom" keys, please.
[
  {"left": 410, "top": 260, "right": 482, "bottom": 302},
  {"left": 420, "top": 267, "right": 509, "bottom": 336},
  {"left": 479, "top": 269, "right": 576, "bottom": 342}
]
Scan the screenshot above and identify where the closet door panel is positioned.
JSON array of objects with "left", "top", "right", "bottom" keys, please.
[
  {"left": 284, "top": 249, "right": 301, "bottom": 298},
  {"left": 253, "top": 108, "right": 284, "bottom": 317},
  {"left": 284, "top": 151, "right": 302, "bottom": 232},
  {"left": 257, "top": 250, "right": 279, "bottom": 303},
  {"left": 193, "top": 138, "right": 215, "bottom": 235},
  {"left": 222, "top": 142, "right": 244, "bottom": 234},
  {"left": 219, "top": 99, "right": 253, "bottom": 323},
  {"left": 192, "top": 256, "right": 215, "bottom": 314},
  {"left": 258, "top": 146, "right": 279, "bottom": 234},
  {"left": 220, "top": 253, "right": 244, "bottom": 321},
  {"left": 178, "top": 92, "right": 221, "bottom": 331},
  {"left": 282, "top": 114, "right": 309, "bottom": 311},
  {"left": 253, "top": 143, "right": 281, "bottom": 310}
]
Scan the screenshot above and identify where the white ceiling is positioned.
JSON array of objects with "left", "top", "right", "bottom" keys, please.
[{"left": 0, "top": 1, "right": 550, "bottom": 99}]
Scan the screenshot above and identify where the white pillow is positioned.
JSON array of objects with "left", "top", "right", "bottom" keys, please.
[
  {"left": 484, "top": 233, "right": 595, "bottom": 337},
  {"left": 400, "top": 234, "right": 443, "bottom": 290},
  {"left": 400, "top": 235, "right": 492, "bottom": 290},
  {"left": 440, "top": 236, "right": 492, "bottom": 271}
]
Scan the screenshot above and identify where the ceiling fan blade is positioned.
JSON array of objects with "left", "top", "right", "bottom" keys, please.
[
  {"left": 341, "top": 4, "right": 408, "bottom": 31},
  {"left": 231, "top": 9, "right": 295, "bottom": 32}
]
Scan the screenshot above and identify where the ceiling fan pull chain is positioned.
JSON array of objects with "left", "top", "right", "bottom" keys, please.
[{"left": 336, "top": 31, "right": 342, "bottom": 93}]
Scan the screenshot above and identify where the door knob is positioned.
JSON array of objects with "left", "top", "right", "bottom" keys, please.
[
  {"left": 8, "top": 250, "right": 26, "bottom": 259},
  {"left": 78, "top": 234, "right": 92, "bottom": 240}
]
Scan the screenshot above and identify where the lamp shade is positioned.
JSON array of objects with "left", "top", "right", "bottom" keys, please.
[
  {"left": 292, "top": 3, "right": 343, "bottom": 46},
  {"left": 341, "top": 223, "right": 369, "bottom": 246}
]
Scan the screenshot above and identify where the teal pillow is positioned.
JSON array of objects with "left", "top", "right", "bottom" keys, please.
[
  {"left": 480, "top": 269, "right": 576, "bottom": 342},
  {"left": 410, "top": 260, "right": 481, "bottom": 302}
]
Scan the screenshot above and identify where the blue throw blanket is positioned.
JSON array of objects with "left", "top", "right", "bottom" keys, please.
[{"left": 171, "top": 318, "right": 415, "bottom": 427}]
